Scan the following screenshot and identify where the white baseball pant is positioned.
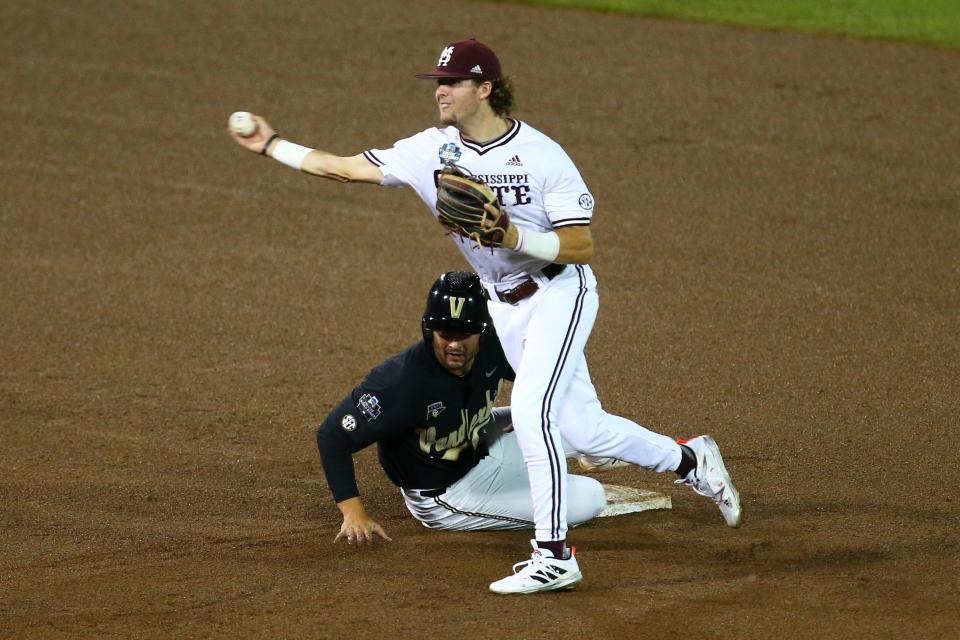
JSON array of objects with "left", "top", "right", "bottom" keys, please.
[
  {"left": 486, "top": 265, "right": 682, "bottom": 542},
  {"left": 401, "top": 430, "right": 606, "bottom": 531}
]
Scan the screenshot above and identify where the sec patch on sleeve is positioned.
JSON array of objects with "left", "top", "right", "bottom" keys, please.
[{"left": 341, "top": 414, "right": 358, "bottom": 431}]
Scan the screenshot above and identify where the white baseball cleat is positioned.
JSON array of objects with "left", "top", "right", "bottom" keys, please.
[
  {"left": 489, "top": 540, "right": 582, "bottom": 595},
  {"left": 677, "top": 435, "right": 743, "bottom": 528},
  {"left": 577, "top": 455, "right": 631, "bottom": 473}
]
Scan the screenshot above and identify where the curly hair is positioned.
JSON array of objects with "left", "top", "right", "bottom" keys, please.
[{"left": 487, "top": 77, "right": 514, "bottom": 117}]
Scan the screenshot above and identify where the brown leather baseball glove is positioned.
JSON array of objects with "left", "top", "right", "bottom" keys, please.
[{"left": 435, "top": 167, "right": 510, "bottom": 247}]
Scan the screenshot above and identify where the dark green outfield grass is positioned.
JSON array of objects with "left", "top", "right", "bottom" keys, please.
[{"left": 488, "top": 0, "right": 960, "bottom": 49}]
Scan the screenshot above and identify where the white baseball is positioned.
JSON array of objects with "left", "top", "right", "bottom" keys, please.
[{"left": 229, "top": 111, "right": 257, "bottom": 137}]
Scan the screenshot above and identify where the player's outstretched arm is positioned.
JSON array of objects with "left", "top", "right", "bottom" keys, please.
[
  {"left": 227, "top": 114, "right": 384, "bottom": 184},
  {"left": 334, "top": 497, "right": 392, "bottom": 545},
  {"left": 299, "top": 152, "right": 384, "bottom": 184}
]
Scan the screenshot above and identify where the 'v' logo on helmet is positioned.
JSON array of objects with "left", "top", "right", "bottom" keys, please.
[{"left": 449, "top": 297, "right": 466, "bottom": 318}]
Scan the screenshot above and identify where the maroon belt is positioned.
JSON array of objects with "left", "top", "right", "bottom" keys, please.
[{"left": 495, "top": 264, "right": 566, "bottom": 305}]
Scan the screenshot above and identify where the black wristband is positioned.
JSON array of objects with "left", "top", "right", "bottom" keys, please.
[{"left": 261, "top": 133, "right": 280, "bottom": 156}]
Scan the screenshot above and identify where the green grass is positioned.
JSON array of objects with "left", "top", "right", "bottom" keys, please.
[{"left": 491, "top": 0, "right": 960, "bottom": 50}]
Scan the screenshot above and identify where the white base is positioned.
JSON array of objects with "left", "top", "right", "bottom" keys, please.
[{"left": 598, "top": 484, "right": 672, "bottom": 517}]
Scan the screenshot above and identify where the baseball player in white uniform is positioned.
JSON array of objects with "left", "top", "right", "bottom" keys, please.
[{"left": 228, "top": 38, "right": 743, "bottom": 594}]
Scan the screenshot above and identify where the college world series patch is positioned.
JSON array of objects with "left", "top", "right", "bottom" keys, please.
[
  {"left": 438, "top": 142, "right": 461, "bottom": 166},
  {"left": 358, "top": 393, "right": 382, "bottom": 420}
]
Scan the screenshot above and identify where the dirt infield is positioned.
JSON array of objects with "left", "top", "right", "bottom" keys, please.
[{"left": 2, "top": 1, "right": 958, "bottom": 638}]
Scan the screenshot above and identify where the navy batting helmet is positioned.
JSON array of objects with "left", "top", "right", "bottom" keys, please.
[{"left": 421, "top": 271, "right": 491, "bottom": 347}]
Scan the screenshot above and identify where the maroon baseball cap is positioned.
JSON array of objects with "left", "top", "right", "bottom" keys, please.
[{"left": 415, "top": 39, "right": 502, "bottom": 81}]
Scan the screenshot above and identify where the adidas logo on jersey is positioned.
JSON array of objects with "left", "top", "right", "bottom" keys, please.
[
  {"left": 471, "top": 65, "right": 483, "bottom": 74},
  {"left": 506, "top": 155, "right": 523, "bottom": 167}
]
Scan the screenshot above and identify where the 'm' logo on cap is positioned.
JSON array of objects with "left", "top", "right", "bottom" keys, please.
[{"left": 438, "top": 46, "right": 455, "bottom": 67}]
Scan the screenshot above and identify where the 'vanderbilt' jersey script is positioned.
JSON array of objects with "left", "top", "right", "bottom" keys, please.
[
  {"left": 363, "top": 120, "right": 595, "bottom": 285},
  {"left": 316, "top": 335, "right": 514, "bottom": 503}
]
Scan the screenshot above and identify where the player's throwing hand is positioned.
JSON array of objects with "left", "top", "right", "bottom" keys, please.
[{"left": 226, "top": 113, "right": 277, "bottom": 155}]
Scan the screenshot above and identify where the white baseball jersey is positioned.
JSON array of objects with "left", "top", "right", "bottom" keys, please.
[
  {"left": 363, "top": 120, "right": 596, "bottom": 285},
  {"left": 365, "top": 120, "right": 682, "bottom": 544}
]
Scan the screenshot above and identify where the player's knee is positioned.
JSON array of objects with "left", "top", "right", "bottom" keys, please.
[
  {"left": 585, "top": 477, "right": 606, "bottom": 519},
  {"left": 560, "top": 428, "right": 590, "bottom": 453},
  {"left": 556, "top": 411, "right": 609, "bottom": 453},
  {"left": 569, "top": 476, "right": 606, "bottom": 524}
]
